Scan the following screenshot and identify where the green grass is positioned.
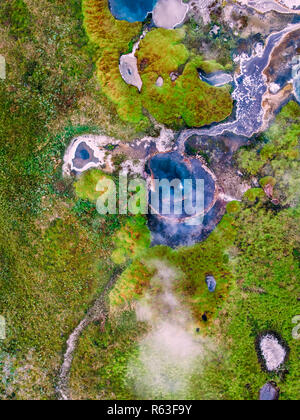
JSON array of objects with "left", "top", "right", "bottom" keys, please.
[
  {"left": 0, "top": 0, "right": 32, "bottom": 41},
  {"left": 70, "top": 104, "right": 300, "bottom": 400},
  {"left": 182, "top": 18, "right": 238, "bottom": 71},
  {"left": 236, "top": 101, "right": 300, "bottom": 206},
  {"left": 202, "top": 202, "right": 300, "bottom": 400},
  {"left": 0, "top": 0, "right": 143, "bottom": 399},
  {"left": 69, "top": 310, "right": 148, "bottom": 400},
  {"left": 109, "top": 211, "right": 237, "bottom": 325}
]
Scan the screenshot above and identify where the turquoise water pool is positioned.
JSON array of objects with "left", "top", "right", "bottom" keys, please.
[{"left": 108, "top": 0, "right": 158, "bottom": 22}]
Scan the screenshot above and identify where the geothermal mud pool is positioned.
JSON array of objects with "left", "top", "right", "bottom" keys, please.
[
  {"left": 146, "top": 151, "right": 223, "bottom": 247},
  {"left": 63, "top": 130, "right": 245, "bottom": 248},
  {"left": 257, "top": 332, "right": 289, "bottom": 372},
  {"left": 63, "top": 19, "right": 300, "bottom": 247}
]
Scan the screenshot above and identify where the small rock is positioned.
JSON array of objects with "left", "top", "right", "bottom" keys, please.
[
  {"left": 269, "top": 83, "right": 281, "bottom": 94},
  {"left": 205, "top": 275, "right": 217, "bottom": 292},
  {"left": 259, "top": 382, "right": 279, "bottom": 401},
  {"left": 156, "top": 76, "right": 164, "bottom": 87},
  {"left": 170, "top": 72, "right": 179, "bottom": 82},
  {"left": 263, "top": 183, "right": 273, "bottom": 199},
  {"left": 271, "top": 199, "right": 280, "bottom": 206}
]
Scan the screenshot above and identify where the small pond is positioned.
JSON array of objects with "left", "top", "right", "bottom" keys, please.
[{"left": 108, "top": 0, "right": 158, "bottom": 22}]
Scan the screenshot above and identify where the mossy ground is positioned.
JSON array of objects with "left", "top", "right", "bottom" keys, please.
[
  {"left": 70, "top": 192, "right": 300, "bottom": 400},
  {"left": 83, "top": 0, "right": 233, "bottom": 129},
  {"left": 75, "top": 169, "right": 114, "bottom": 203},
  {"left": 0, "top": 0, "right": 147, "bottom": 399},
  {"left": 136, "top": 29, "right": 233, "bottom": 127},
  {"left": 0, "top": 0, "right": 299, "bottom": 401},
  {"left": 109, "top": 213, "right": 235, "bottom": 327},
  {"left": 69, "top": 105, "right": 300, "bottom": 400},
  {"left": 236, "top": 101, "right": 300, "bottom": 206}
]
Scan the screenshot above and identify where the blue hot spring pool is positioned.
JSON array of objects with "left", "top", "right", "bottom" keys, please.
[
  {"left": 108, "top": 0, "right": 158, "bottom": 22},
  {"left": 148, "top": 152, "right": 216, "bottom": 219},
  {"left": 75, "top": 143, "right": 90, "bottom": 161},
  {"left": 146, "top": 152, "right": 222, "bottom": 247}
]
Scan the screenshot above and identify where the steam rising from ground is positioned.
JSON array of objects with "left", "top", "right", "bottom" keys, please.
[{"left": 127, "top": 261, "right": 214, "bottom": 399}]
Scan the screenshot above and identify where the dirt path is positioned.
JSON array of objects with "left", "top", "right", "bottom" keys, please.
[{"left": 56, "top": 269, "right": 122, "bottom": 400}]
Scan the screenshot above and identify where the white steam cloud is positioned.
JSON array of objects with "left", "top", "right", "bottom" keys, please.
[{"left": 127, "top": 260, "right": 215, "bottom": 399}]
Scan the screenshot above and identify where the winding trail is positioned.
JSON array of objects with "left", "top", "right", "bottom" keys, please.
[{"left": 56, "top": 269, "right": 122, "bottom": 400}]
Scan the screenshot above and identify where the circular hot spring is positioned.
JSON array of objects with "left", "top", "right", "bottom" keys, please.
[{"left": 146, "top": 152, "right": 223, "bottom": 247}]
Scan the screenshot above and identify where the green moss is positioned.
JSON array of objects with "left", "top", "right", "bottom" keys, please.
[
  {"left": 111, "top": 216, "right": 151, "bottom": 265},
  {"left": 74, "top": 169, "right": 113, "bottom": 203},
  {"left": 226, "top": 200, "right": 241, "bottom": 214},
  {"left": 198, "top": 60, "right": 225, "bottom": 73},
  {"left": 96, "top": 48, "right": 147, "bottom": 125},
  {"left": 83, "top": 3, "right": 233, "bottom": 128},
  {"left": 259, "top": 176, "right": 276, "bottom": 188},
  {"left": 243, "top": 188, "right": 265, "bottom": 203},
  {"left": 176, "top": 57, "right": 232, "bottom": 127},
  {"left": 82, "top": 0, "right": 141, "bottom": 48},
  {"left": 109, "top": 260, "right": 153, "bottom": 310},
  {"left": 237, "top": 102, "right": 300, "bottom": 206},
  {"left": 138, "top": 29, "right": 233, "bottom": 128},
  {"left": 82, "top": 0, "right": 148, "bottom": 127}
]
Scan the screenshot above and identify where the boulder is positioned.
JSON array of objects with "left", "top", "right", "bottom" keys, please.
[
  {"left": 259, "top": 382, "right": 280, "bottom": 401},
  {"left": 156, "top": 76, "right": 164, "bottom": 87},
  {"left": 205, "top": 275, "right": 217, "bottom": 292}
]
